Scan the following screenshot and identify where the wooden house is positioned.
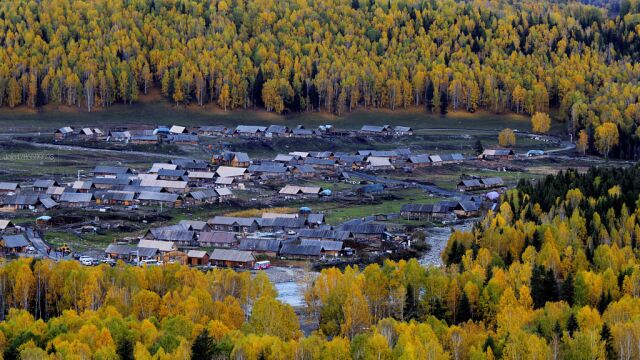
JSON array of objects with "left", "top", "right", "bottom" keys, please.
[
  {"left": 136, "top": 192, "right": 182, "bottom": 208},
  {"left": 479, "top": 149, "right": 515, "bottom": 160},
  {"left": 209, "top": 249, "right": 255, "bottom": 268},
  {"left": 187, "top": 250, "right": 210, "bottom": 266},
  {"left": 400, "top": 203, "right": 450, "bottom": 220},
  {"left": 198, "top": 232, "right": 238, "bottom": 248},
  {"left": 1, "top": 234, "right": 29, "bottom": 254},
  {"left": 238, "top": 238, "right": 281, "bottom": 257}
]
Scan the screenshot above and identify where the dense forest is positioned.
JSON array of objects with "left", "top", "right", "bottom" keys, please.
[
  {"left": 2, "top": 0, "right": 640, "bottom": 156},
  {"left": 1, "top": 165, "right": 640, "bottom": 358}
]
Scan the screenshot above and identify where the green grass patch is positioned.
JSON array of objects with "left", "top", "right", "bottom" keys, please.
[{"left": 311, "top": 188, "right": 442, "bottom": 224}]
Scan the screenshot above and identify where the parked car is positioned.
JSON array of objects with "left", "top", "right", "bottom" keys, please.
[
  {"left": 138, "top": 259, "right": 160, "bottom": 266},
  {"left": 101, "top": 258, "right": 116, "bottom": 266},
  {"left": 254, "top": 260, "right": 271, "bottom": 270},
  {"left": 79, "top": 256, "right": 94, "bottom": 266}
]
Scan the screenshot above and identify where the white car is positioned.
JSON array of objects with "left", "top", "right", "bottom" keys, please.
[
  {"left": 138, "top": 259, "right": 160, "bottom": 266},
  {"left": 79, "top": 256, "right": 94, "bottom": 266}
]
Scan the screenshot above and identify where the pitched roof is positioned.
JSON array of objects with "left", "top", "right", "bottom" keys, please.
[
  {"left": 215, "top": 177, "right": 235, "bottom": 185},
  {"left": 292, "top": 128, "right": 313, "bottom": 135},
  {"left": 236, "top": 125, "right": 267, "bottom": 133},
  {"left": 400, "top": 203, "right": 449, "bottom": 213},
  {"left": 210, "top": 249, "right": 255, "bottom": 262},
  {"left": 408, "top": 155, "right": 431, "bottom": 164},
  {"left": 307, "top": 213, "right": 325, "bottom": 225},
  {"left": 157, "top": 169, "right": 187, "bottom": 177},
  {"left": 458, "top": 179, "right": 482, "bottom": 187},
  {"left": 238, "top": 239, "right": 282, "bottom": 252},
  {"left": 188, "top": 189, "right": 219, "bottom": 201},
  {"left": 274, "top": 154, "right": 295, "bottom": 162},
  {"left": 304, "top": 158, "right": 336, "bottom": 166},
  {"left": 480, "top": 177, "right": 504, "bottom": 186},
  {"left": 300, "top": 239, "right": 343, "bottom": 251},
  {"left": 289, "top": 152, "right": 309, "bottom": 157},
  {"left": 2, "top": 234, "right": 29, "bottom": 248},
  {"left": 46, "top": 186, "right": 66, "bottom": 196},
  {"left": 293, "top": 165, "right": 315, "bottom": 174},
  {"left": 105, "top": 244, "right": 134, "bottom": 256},
  {"left": 297, "top": 229, "right": 352, "bottom": 241},
  {"left": 135, "top": 247, "right": 159, "bottom": 258},
  {"left": 169, "top": 125, "right": 187, "bottom": 134},
  {"left": 59, "top": 193, "right": 93, "bottom": 203},
  {"left": 122, "top": 185, "right": 163, "bottom": 193},
  {"left": 369, "top": 150, "right": 398, "bottom": 157},
  {"left": 199, "top": 125, "right": 227, "bottom": 132},
  {"left": 279, "top": 185, "right": 322, "bottom": 195},
  {"left": 187, "top": 171, "right": 215, "bottom": 179},
  {"left": 0, "top": 220, "right": 14, "bottom": 230},
  {"left": 360, "top": 125, "right": 390, "bottom": 133},
  {"left": 482, "top": 149, "right": 514, "bottom": 156},
  {"left": 368, "top": 157, "right": 393, "bottom": 167},
  {"left": 215, "top": 188, "right": 233, "bottom": 196},
  {"left": 179, "top": 220, "right": 209, "bottom": 231},
  {"left": 280, "top": 243, "right": 323, "bottom": 256},
  {"left": 266, "top": 125, "right": 289, "bottom": 134},
  {"left": 137, "top": 192, "right": 179, "bottom": 202},
  {"left": 33, "top": 179, "right": 57, "bottom": 188},
  {"left": 0, "top": 182, "right": 19, "bottom": 191},
  {"left": 208, "top": 216, "right": 258, "bottom": 227},
  {"left": 259, "top": 217, "right": 307, "bottom": 229},
  {"left": 95, "top": 191, "right": 135, "bottom": 202},
  {"left": 39, "top": 196, "right": 58, "bottom": 209},
  {"left": 137, "top": 239, "right": 175, "bottom": 252},
  {"left": 456, "top": 201, "right": 480, "bottom": 212},
  {"left": 248, "top": 163, "right": 289, "bottom": 173},
  {"left": 72, "top": 181, "right": 93, "bottom": 190},
  {"left": 187, "top": 250, "right": 208, "bottom": 258},
  {"left": 198, "top": 232, "right": 237, "bottom": 245},
  {"left": 139, "top": 179, "right": 187, "bottom": 190},
  {"left": 261, "top": 212, "right": 298, "bottom": 219},
  {"left": 337, "top": 223, "right": 387, "bottom": 234},
  {"left": 56, "top": 127, "right": 74, "bottom": 134},
  {"left": 337, "top": 155, "right": 366, "bottom": 164},
  {"left": 215, "top": 166, "right": 247, "bottom": 178},
  {"left": 92, "top": 177, "right": 131, "bottom": 186}
]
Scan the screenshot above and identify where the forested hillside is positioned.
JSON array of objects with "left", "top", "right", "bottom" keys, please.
[
  {"left": 2, "top": 166, "right": 640, "bottom": 358},
  {"left": 2, "top": 0, "right": 640, "bottom": 155}
]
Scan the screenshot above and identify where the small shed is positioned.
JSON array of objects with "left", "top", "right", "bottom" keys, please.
[{"left": 187, "top": 250, "right": 210, "bottom": 266}]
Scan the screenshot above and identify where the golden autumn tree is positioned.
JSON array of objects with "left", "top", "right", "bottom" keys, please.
[
  {"left": 595, "top": 122, "right": 619, "bottom": 158},
  {"left": 531, "top": 112, "right": 551, "bottom": 134},
  {"left": 577, "top": 129, "right": 589, "bottom": 155},
  {"left": 498, "top": 128, "right": 516, "bottom": 147}
]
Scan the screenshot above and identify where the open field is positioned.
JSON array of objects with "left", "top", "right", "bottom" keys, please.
[
  {"left": 0, "top": 141, "right": 154, "bottom": 181},
  {"left": 310, "top": 188, "right": 443, "bottom": 224}
]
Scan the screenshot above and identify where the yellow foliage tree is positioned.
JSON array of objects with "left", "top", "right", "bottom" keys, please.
[
  {"left": 498, "top": 128, "right": 516, "bottom": 147},
  {"left": 594, "top": 122, "right": 619, "bottom": 158},
  {"left": 531, "top": 112, "right": 551, "bottom": 133}
]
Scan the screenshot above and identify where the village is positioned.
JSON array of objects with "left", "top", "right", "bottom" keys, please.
[{"left": 0, "top": 121, "right": 564, "bottom": 272}]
